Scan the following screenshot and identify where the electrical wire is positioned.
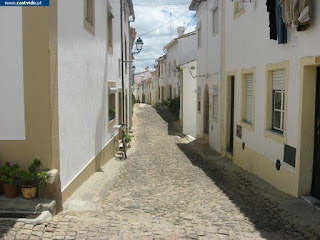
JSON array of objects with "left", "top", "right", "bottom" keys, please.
[
  {"left": 134, "top": 2, "right": 189, "bottom": 7},
  {"left": 185, "top": 13, "right": 196, "bottom": 30},
  {"left": 139, "top": 10, "right": 190, "bottom": 37}
]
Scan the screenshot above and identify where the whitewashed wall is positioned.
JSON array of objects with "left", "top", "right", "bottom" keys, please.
[
  {"left": 0, "top": 8, "right": 25, "bottom": 140},
  {"left": 195, "top": 0, "right": 222, "bottom": 153},
  {"left": 58, "top": 0, "right": 111, "bottom": 190},
  {"left": 225, "top": 0, "right": 320, "bottom": 170},
  {"left": 182, "top": 61, "right": 197, "bottom": 137},
  {"left": 179, "top": 33, "right": 197, "bottom": 66}
]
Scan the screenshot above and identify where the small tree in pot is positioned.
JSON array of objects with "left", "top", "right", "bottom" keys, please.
[
  {"left": 0, "top": 161, "right": 20, "bottom": 198},
  {"left": 19, "top": 159, "right": 47, "bottom": 199}
]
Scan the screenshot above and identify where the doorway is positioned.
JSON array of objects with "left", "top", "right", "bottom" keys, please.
[
  {"left": 227, "top": 76, "right": 235, "bottom": 153},
  {"left": 203, "top": 85, "right": 209, "bottom": 136},
  {"left": 312, "top": 67, "right": 320, "bottom": 200}
]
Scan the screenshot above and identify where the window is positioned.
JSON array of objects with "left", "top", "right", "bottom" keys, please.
[
  {"left": 212, "top": 88, "right": 218, "bottom": 120},
  {"left": 197, "top": 24, "right": 202, "bottom": 48},
  {"left": 272, "top": 69, "right": 285, "bottom": 133},
  {"left": 234, "top": 2, "right": 245, "bottom": 19},
  {"left": 108, "top": 81, "right": 117, "bottom": 123},
  {"left": 212, "top": 7, "right": 219, "bottom": 35},
  {"left": 169, "top": 86, "right": 172, "bottom": 99},
  {"left": 125, "top": 36, "right": 128, "bottom": 75},
  {"left": 244, "top": 73, "right": 254, "bottom": 124},
  {"left": 118, "top": 58, "right": 121, "bottom": 77},
  {"left": 173, "top": 60, "right": 177, "bottom": 77},
  {"left": 84, "top": 0, "right": 95, "bottom": 35},
  {"left": 107, "top": 1, "right": 114, "bottom": 53},
  {"left": 173, "top": 88, "right": 177, "bottom": 98},
  {"left": 265, "top": 62, "right": 288, "bottom": 143},
  {"left": 168, "top": 62, "right": 171, "bottom": 77},
  {"left": 197, "top": 88, "right": 201, "bottom": 112}
]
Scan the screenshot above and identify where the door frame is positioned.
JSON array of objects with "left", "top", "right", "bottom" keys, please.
[
  {"left": 203, "top": 84, "right": 210, "bottom": 136},
  {"left": 225, "top": 73, "right": 236, "bottom": 155},
  {"left": 297, "top": 57, "right": 320, "bottom": 196}
]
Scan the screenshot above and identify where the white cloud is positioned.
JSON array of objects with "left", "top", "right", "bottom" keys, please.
[{"left": 131, "top": 0, "right": 196, "bottom": 73}]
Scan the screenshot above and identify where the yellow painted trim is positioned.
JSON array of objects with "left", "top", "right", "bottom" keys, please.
[
  {"left": 233, "top": 2, "right": 245, "bottom": 21},
  {"left": 264, "top": 60, "right": 289, "bottom": 144},
  {"left": 241, "top": 67, "right": 256, "bottom": 131},
  {"left": 296, "top": 56, "right": 320, "bottom": 196},
  {"left": 62, "top": 133, "right": 118, "bottom": 202}
]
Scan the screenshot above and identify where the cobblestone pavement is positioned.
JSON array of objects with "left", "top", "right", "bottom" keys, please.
[{"left": 1, "top": 104, "right": 319, "bottom": 240}]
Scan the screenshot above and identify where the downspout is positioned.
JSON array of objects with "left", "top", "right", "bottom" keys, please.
[{"left": 120, "top": 0, "right": 125, "bottom": 126}]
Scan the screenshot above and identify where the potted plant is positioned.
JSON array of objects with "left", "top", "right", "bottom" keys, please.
[
  {"left": 109, "top": 109, "right": 116, "bottom": 121},
  {"left": 19, "top": 159, "right": 47, "bottom": 199},
  {"left": 0, "top": 161, "right": 20, "bottom": 198}
]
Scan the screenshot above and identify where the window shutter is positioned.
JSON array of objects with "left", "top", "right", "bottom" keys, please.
[
  {"left": 272, "top": 69, "right": 285, "bottom": 91},
  {"left": 245, "top": 73, "right": 253, "bottom": 123}
]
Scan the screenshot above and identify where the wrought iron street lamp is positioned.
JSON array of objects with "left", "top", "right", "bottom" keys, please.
[{"left": 132, "top": 37, "right": 144, "bottom": 55}]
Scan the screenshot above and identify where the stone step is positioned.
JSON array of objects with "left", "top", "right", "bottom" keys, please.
[{"left": 0, "top": 195, "right": 56, "bottom": 215}]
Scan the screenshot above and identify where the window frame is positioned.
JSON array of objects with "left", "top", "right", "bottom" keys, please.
[
  {"left": 84, "top": 0, "right": 95, "bottom": 35},
  {"left": 108, "top": 81, "right": 117, "bottom": 128},
  {"left": 197, "top": 87, "right": 201, "bottom": 112},
  {"left": 197, "top": 21, "right": 202, "bottom": 49},
  {"left": 211, "top": 4, "right": 219, "bottom": 36},
  {"left": 265, "top": 61, "right": 289, "bottom": 143},
  {"left": 211, "top": 86, "right": 219, "bottom": 122},
  {"left": 241, "top": 67, "right": 255, "bottom": 131},
  {"left": 233, "top": 2, "right": 245, "bottom": 20},
  {"left": 107, "top": 1, "right": 114, "bottom": 53}
]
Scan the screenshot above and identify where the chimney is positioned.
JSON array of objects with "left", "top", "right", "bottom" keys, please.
[{"left": 177, "top": 26, "right": 185, "bottom": 37}]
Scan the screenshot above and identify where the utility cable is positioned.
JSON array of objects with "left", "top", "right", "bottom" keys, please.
[
  {"left": 134, "top": 2, "right": 190, "bottom": 7},
  {"left": 185, "top": 13, "right": 196, "bottom": 30},
  {"left": 139, "top": 10, "right": 190, "bottom": 37}
]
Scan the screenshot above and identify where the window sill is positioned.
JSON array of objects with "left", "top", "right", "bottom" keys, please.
[
  {"left": 108, "top": 119, "right": 115, "bottom": 129},
  {"left": 264, "top": 129, "right": 286, "bottom": 144},
  {"left": 212, "top": 31, "right": 219, "bottom": 38},
  {"left": 212, "top": 117, "right": 219, "bottom": 124},
  {"left": 84, "top": 20, "right": 95, "bottom": 36},
  {"left": 241, "top": 120, "right": 254, "bottom": 132},
  {"left": 108, "top": 46, "right": 113, "bottom": 54},
  {"left": 233, "top": 8, "right": 245, "bottom": 21}
]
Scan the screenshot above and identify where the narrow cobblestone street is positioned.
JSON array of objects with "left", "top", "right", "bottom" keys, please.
[{"left": 1, "top": 104, "right": 320, "bottom": 240}]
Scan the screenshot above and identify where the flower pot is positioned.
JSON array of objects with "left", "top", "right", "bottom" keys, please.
[
  {"left": 20, "top": 184, "right": 37, "bottom": 199},
  {"left": 3, "top": 183, "right": 19, "bottom": 199}
]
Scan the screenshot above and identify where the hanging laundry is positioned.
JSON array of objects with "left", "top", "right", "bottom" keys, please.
[
  {"left": 276, "top": 0, "right": 287, "bottom": 44},
  {"left": 266, "top": 0, "right": 277, "bottom": 41},
  {"left": 280, "top": 0, "right": 298, "bottom": 27},
  {"left": 297, "top": 1, "right": 311, "bottom": 31},
  {"left": 280, "top": 0, "right": 311, "bottom": 31}
]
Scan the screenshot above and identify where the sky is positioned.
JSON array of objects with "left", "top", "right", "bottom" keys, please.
[{"left": 131, "top": 0, "right": 196, "bottom": 73}]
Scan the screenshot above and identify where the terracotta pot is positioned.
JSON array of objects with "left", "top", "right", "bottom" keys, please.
[
  {"left": 3, "top": 183, "right": 19, "bottom": 199},
  {"left": 20, "top": 184, "right": 37, "bottom": 199}
]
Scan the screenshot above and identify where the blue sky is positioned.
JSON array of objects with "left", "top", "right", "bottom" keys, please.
[{"left": 131, "top": 0, "right": 196, "bottom": 73}]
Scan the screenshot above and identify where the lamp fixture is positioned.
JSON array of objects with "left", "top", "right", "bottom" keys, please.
[{"left": 132, "top": 37, "right": 144, "bottom": 55}]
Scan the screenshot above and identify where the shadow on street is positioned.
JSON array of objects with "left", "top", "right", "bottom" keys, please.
[{"left": 155, "top": 104, "right": 319, "bottom": 240}]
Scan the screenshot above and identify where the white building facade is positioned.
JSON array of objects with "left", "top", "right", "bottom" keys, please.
[
  {"left": 0, "top": 0, "right": 136, "bottom": 203},
  {"left": 190, "top": 0, "right": 320, "bottom": 199}
]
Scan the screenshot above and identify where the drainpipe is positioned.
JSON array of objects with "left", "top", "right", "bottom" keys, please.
[{"left": 120, "top": 0, "right": 125, "bottom": 126}]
